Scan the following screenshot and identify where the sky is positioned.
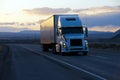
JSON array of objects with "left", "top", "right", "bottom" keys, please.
[{"left": 0, "top": 0, "right": 120, "bottom": 32}]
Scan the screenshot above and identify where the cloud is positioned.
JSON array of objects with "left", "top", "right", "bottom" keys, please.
[
  {"left": 0, "top": 26, "right": 29, "bottom": 32},
  {"left": 0, "top": 22, "right": 37, "bottom": 27},
  {"left": 23, "top": 6, "right": 120, "bottom": 28},
  {"left": 0, "top": 22, "right": 16, "bottom": 26},
  {"left": 19, "top": 22, "right": 36, "bottom": 26},
  {"left": 23, "top": 7, "right": 71, "bottom": 15},
  {"left": 80, "top": 11, "right": 120, "bottom": 27},
  {"left": 1, "top": 6, "right": 120, "bottom": 32},
  {"left": 23, "top": 6, "right": 120, "bottom": 32},
  {"left": 23, "top": 6, "right": 120, "bottom": 16},
  {"left": 73, "top": 6, "right": 120, "bottom": 16},
  {"left": 0, "top": 22, "right": 39, "bottom": 32}
]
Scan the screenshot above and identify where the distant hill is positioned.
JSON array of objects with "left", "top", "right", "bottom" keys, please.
[
  {"left": 113, "top": 29, "right": 120, "bottom": 36},
  {"left": 112, "top": 29, "right": 120, "bottom": 40},
  {"left": 0, "top": 29, "right": 119, "bottom": 41},
  {"left": 0, "top": 30, "right": 114, "bottom": 40},
  {"left": 88, "top": 31, "right": 113, "bottom": 39},
  {"left": 0, "top": 30, "right": 40, "bottom": 40},
  {"left": 112, "top": 34, "right": 120, "bottom": 39}
]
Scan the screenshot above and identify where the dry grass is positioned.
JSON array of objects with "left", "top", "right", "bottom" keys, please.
[
  {"left": 0, "top": 46, "right": 3, "bottom": 52},
  {"left": 89, "top": 43, "right": 120, "bottom": 50}
]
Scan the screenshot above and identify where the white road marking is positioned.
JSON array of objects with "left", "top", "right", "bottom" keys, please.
[{"left": 21, "top": 46, "right": 107, "bottom": 80}]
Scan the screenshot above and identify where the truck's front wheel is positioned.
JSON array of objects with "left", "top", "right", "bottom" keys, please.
[
  {"left": 54, "top": 44, "right": 65, "bottom": 56},
  {"left": 59, "top": 45, "right": 65, "bottom": 56}
]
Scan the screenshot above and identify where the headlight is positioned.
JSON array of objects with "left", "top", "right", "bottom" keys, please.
[
  {"left": 60, "top": 41, "right": 66, "bottom": 48},
  {"left": 63, "top": 43, "right": 66, "bottom": 48},
  {"left": 85, "top": 40, "right": 88, "bottom": 47}
]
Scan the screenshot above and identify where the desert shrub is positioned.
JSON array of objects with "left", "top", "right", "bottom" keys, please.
[
  {"left": 89, "top": 43, "right": 120, "bottom": 50},
  {"left": 0, "top": 46, "right": 3, "bottom": 52}
]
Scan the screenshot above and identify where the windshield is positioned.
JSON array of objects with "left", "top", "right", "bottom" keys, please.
[{"left": 61, "top": 27, "right": 83, "bottom": 34}]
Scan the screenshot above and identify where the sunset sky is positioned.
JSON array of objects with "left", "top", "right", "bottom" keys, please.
[{"left": 0, "top": 0, "right": 120, "bottom": 32}]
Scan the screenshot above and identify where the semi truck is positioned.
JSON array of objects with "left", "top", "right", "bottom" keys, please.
[{"left": 40, "top": 14, "right": 89, "bottom": 55}]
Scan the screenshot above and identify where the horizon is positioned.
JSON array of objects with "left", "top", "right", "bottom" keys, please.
[
  {"left": 0, "top": 28, "right": 119, "bottom": 33},
  {"left": 0, "top": 0, "right": 120, "bottom": 32}
]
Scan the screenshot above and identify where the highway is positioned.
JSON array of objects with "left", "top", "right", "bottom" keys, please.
[{"left": 1, "top": 44, "right": 120, "bottom": 80}]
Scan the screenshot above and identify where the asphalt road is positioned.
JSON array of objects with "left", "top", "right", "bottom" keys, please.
[{"left": 1, "top": 44, "right": 120, "bottom": 80}]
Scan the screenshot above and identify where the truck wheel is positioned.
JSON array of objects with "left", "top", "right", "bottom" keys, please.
[
  {"left": 59, "top": 45, "right": 65, "bottom": 56},
  {"left": 83, "top": 52, "right": 88, "bottom": 56}
]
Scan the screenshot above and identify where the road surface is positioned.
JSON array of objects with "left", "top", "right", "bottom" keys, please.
[{"left": 0, "top": 44, "right": 120, "bottom": 80}]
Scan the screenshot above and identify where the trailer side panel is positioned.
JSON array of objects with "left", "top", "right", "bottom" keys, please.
[{"left": 40, "top": 16, "right": 55, "bottom": 44}]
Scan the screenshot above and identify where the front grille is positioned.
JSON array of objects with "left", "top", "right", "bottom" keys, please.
[
  {"left": 70, "top": 48, "right": 83, "bottom": 50},
  {"left": 70, "top": 39, "right": 82, "bottom": 46}
]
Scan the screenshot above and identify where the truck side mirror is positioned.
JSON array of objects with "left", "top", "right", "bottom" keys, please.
[{"left": 85, "top": 27, "right": 88, "bottom": 37}]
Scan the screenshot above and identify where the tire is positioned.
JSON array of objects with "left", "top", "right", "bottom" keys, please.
[
  {"left": 59, "top": 45, "right": 66, "bottom": 56},
  {"left": 83, "top": 52, "right": 88, "bottom": 56}
]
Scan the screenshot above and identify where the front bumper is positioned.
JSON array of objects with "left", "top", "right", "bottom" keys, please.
[{"left": 61, "top": 46, "right": 89, "bottom": 53}]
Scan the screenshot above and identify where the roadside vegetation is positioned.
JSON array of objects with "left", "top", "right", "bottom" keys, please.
[
  {"left": 89, "top": 43, "right": 120, "bottom": 50},
  {"left": 0, "top": 45, "right": 3, "bottom": 52}
]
